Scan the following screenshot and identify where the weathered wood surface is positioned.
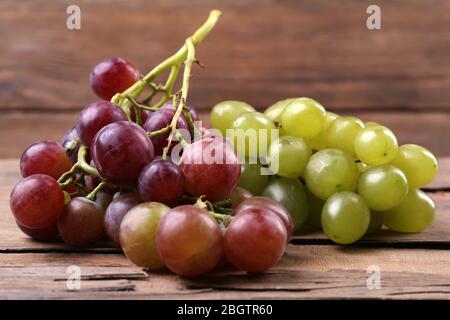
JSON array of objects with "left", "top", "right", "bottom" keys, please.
[
  {"left": 1, "top": 0, "right": 450, "bottom": 111},
  {"left": 0, "top": 158, "right": 450, "bottom": 299},
  {"left": 2, "top": 247, "right": 450, "bottom": 299}
]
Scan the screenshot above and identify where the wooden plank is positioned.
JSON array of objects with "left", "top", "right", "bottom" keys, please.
[
  {"left": 1, "top": 111, "right": 449, "bottom": 159},
  {"left": 2, "top": 246, "right": 450, "bottom": 299},
  {"left": 1, "top": 0, "right": 450, "bottom": 111}
]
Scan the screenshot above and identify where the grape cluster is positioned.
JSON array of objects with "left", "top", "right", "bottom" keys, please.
[
  {"left": 211, "top": 97, "right": 438, "bottom": 244},
  {"left": 8, "top": 10, "right": 292, "bottom": 276}
]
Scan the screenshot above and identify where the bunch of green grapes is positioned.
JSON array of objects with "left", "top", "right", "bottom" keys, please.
[{"left": 211, "top": 97, "right": 438, "bottom": 244}]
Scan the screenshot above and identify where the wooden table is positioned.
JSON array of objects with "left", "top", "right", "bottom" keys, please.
[
  {"left": 1, "top": 158, "right": 449, "bottom": 299},
  {"left": 1, "top": 0, "right": 450, "bottom": 300}
]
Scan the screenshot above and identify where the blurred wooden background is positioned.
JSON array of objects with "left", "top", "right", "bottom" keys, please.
[{"left": 0, "top": 0, "right": 449, "bottom": 158}]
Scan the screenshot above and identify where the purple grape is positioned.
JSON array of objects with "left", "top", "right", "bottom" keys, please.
[
  {"left": 76, "top": 101, "right": 127, "bottom": 147},
  {"left": 143, "top": 108, "right": 188, "bottom": 155},
  {"left": 104, "top": 193, "right": 141, "bottom": 245},
  {"left": 90, "top": 58, "right": 140, "bottom": 100},
  {"left": 91, "top": 121, "right": 154, "bottom": 186},
  {"left": 138, "top": 158, "right": 184, "bottom": 206}
]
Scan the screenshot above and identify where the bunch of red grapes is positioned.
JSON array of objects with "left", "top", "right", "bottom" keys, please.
[{"left": 9, "top": 58, "right": 291, "bottom": 276}]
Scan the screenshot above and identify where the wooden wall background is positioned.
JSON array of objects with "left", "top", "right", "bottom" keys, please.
[{"left": 0, "top": 0, "right": 449, "bottom": 158}]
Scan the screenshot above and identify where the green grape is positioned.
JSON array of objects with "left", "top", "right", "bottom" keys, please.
[
  {"left": 268, "top": 136, "right": 312, "bottom": 178},
  {"left": 230, "top": 112, "right": 276, "bottom": 159},
  {"left": 210, "top": 100, "right": 255, "bottom": 136},
  {"left": 357, "top": 165, "right": 408, "bottom": 211},
  {"left": 390, "top": 144, "right": 438, "bottom": 189},
  {"left": 264, "top": 98, "right": 296, "bottom": 123},
  {"left": 306, "top": 112, "right": 338, "bottom": 150},
  {"left": 304, "top": 149, "right": 360, "bottom": 200},
  {"left": 383, "top": 189, "right": 435, "bottom": 233},
  {"left": 305, "top": 188, "right": 325, "bottom": 229},
  {"left": 321, "top": 191, "right": 370, "bottom": 244},
  {"left": 280, "top": 97, "right": 326, "bottom": 139},
  {"left": 262, "top": 177, "right": 308, "bottom": 231},
  {"left": 326, "top": 116, "right": 364, "bottom": 157},
  {"left": 365, "top": 211, "right": 384, "bottom": 235},
  {"left": 355, "top": 126, "right": 398, "bottom": 165},
  {"left": 238, "top": 163, "right": 269, "bottom": 196}
]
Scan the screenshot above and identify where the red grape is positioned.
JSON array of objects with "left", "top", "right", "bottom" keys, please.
[
  {"left": 61, "top": 127, "right": 80, "bottom": 163},
  {"left": 16, "top": 220, "right": 59, "bottom": 242},
  {"left": 105, "top": 193, "right": 141, "bottom": 244},
  {"left": 10, "top": 174, "right": 65, "bottom": 229},
  {"left": 235, "top": 196, "right": 294, "bottom": 241},
  {"left": 90, "top": 57, "right": 140, "bottom": 100},
  {"left": 138, "top": 158, "right": 184, "bottom": 206},
  {"left": 143, "top": 108, "right": 188, "bottom": 155},
  {"left": 76, "top": 101, "right": 127, "bottom": 147},
  {"left": 224, "top": 208, "right": 287, "bottom": 272},
  {"left": 179, "top": 138, "right": 241, "bottom": 202},
  {"left": 156, "top": 205, "right": 223, "bottom": 276},
  {"left": 57, "top": 197, "right": 105, "bottom": 247},
  {"left": 120, "top": 202, "right": 170, "bottom": 269},
  {"left": 229, "top": 187, "right": 252, "bottom": 209},
  {"left": 20, "top": 140, "right": 72, "bottom": 179},
  {"left": 91, "top": 121, "right": 154, "bottom": 186}
]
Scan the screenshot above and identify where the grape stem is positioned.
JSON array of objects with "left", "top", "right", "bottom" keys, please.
[
  {"left": 111, "top": 10, "right": 222, "bottom": 118},
  {"left": 148, "top": 126, "right": 170, "bottom": 138},
  {"left": 162, "top": 37, "right": 196, "bottom": 160},
  {"left": 77, "top": 145, "right": 101, "bottom": 177},
  {"left": 195, "top": 197, "right": 234, "bottom": 225},
  {"left": 86, "top": 181, "right": 107, "bottom": 201}
]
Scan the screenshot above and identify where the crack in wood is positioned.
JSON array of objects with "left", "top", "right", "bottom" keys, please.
[{"left": 54, "top": 273, "right": 148, "bottom": 282}]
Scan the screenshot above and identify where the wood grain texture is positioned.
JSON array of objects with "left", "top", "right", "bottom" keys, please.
[
  {"left": 2, "top": 246, "right": 450, "bottom": 299},
  {"left": 1, "top": 0, "right": 450, "bottom": 111}
]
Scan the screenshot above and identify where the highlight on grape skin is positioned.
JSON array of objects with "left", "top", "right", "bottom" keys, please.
[{"left": 7, "top": 9, "right": 439, "bottom": 279}]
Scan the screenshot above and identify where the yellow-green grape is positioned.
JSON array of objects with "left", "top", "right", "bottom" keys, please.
[
  {"left": 305, "top": 188, "right": 325, "bottom": 229},
  {"left": 264, "top": 98, "right": 296, "bottom": 123},
  {"left": 304, "top": 149, "right": 360, "bottom": 200},
  {"left": 262, "top": 177, "right": 309, "bottom": 231},
  {"left": 210, "top": 100, "right": 255, "bottom": 136},
  {"left": 383, "top": 189, "right": 435, "bottom": 233},
  {"left": 390, "top": 144, "right": 438, "bottom": 189},
  {"left": 280, "top": 97, "right": 326, "bottom": 139},
  {"left": 321, "top": 191, "right": 370, "bottom": 244},
  {"left": 230, "top": 112, "right": 276, "bottom": 159},
  {"left": 326, "top": 116, "right": 364, "bottom": 157},
  {"left": 119, "top": 202, "right": 169, "bottom": 269},
  {"left": 237, "top": 163, "right": 269, "bottom": 196},
  {"left": 268, "top": 136, "right": 312, "bottom": 178},
  {"left": 357, "top": 165, "right": 408, "bottom": 211},
  {"left": 354, "top": 126, "right": 398, "bottom": 165},
  {"left": 307, "top": 112, "right": 339, "bottom": 150},
  {"left": 365, "top": 211, "right": 384, "bottom": 235}
]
